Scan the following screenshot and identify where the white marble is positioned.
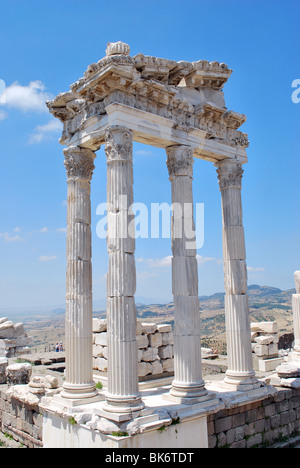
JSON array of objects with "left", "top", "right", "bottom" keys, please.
[
  {"left": 216, "top": 159, "right": 258, "bottom": 390},
  {"left": 60, "top": 146, "right": 99, "bottom": 403},
  {"left": 104, "top": 126, "right": 143, "bottom": 415},
  {"left": 166, "top": 145, "right": 207, "bottom": 401}
]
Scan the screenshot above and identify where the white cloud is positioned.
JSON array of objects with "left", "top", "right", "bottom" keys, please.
[
  {"left": 28, "top": 119, "right": 62, "bottom": 144},
  {"left": 56, "top": 227, "right": 67, "bottom": 234},
  {"left": 196, "top": 254, "right": 222, "bottom": 266},
  {"left": 0, "top": 232, "right": 24, "bottom": 243},
  {"left": 38, "top": 255, "right": 57, "bottom": 262},
  {"left": 137, "top": 256, "right": 172, "bottom": 269},
  {"left": 40, "top": 227, "right": 49, "bottom": 233},
  {"left": 247, "top": 266, "right": 266, "bottom": 272},
  {"left": 4, "top": 81, "right": 52, "bottom": 113}
]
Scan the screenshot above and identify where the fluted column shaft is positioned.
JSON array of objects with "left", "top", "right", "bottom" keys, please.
[
  {"left": 61, "top": 146, "right": 98, "bottom": 401},
  {"left": 216, "top": 159, "right": 257, "bottom": 389},
  {"left": 166, "top": 145, "right": 207, "bottom": 400},
  {"left": 291, "top": 271, "right": 300, "bottom": 358},
  {"left": 104, "top": 126, "right": 143, "bottom": 414}
]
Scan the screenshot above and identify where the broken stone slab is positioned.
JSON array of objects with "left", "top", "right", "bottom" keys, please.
[
  {"left": 6, "top": 362, "right": 32, "bottom": 386},
  {"left": 14, "top": 322, "right": 25, "bottom": 337},
  {"left": 157, "top": 324, "right": 172, "bottom": 333},
  {"left": 254, "top": 335, "right": 276, "bottom": 345},
  {"left": 251, "top": 322, "right": 278, "bottom": 334},
  {"left": 276, "top": 363, "right": 300, "bottom": 379},
  {"left": 0, "top": 321, "right": 14, "bottom": 339}
]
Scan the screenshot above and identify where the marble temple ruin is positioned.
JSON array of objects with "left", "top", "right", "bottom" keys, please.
[{"left": 17, "top": 40, "right": 296, "bottom": 447}]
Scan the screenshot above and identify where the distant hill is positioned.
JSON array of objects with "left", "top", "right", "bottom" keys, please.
[{"left": 1, "top": 284, "right": 295, "bottom": 352}]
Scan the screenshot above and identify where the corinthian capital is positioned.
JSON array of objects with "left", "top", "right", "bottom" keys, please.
[
  {"left": 63, "top": 146, "right": 96, "bottom": 180},
  {"left": 105, "top": 126, "right": 133, "bottom": 163},
  {"left": 166, "top": 145, "right": 194, "bottom": 179},
  {"left": 215, "top": 159, "right": 244, "bottom": 190}
]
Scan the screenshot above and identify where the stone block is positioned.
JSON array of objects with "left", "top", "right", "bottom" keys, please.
[
  {"left": 6, "top": 363, "right": 32, "bottom": 385},
  {"left": 254, "top": 344, "right": 269, "bottom": 357},
  {"left": 151, "top": 360, "right": 163, "bottom": 375},
  {"left": 95, "top": 357, "right": 108, "bottom": 372},
  {"left": 251, "top": 322, "right": 278, "bottom": 334},
  {"left": 94, "top": 332, "right": 107, "bottom": 346},
  {"left": 141, "top": 323, "right": 157, "bottom": 334},
  {"left": 137, "top": 334, "right": 149, "bottom": 349},
  {"left": 141, "top": 347, "right": 158, "bottom": 362},
  {"left": 258, "top": 357, "right": 283, "bottom": 372},
  {"left": 92, "top": 318, "right": 107, "bottom": 333},
  {"left": 254, "top": 335, "right": 275, "bottom": 345},
  {"left": 161, "top": 358, "right": 174, "bottom": 373},
  {"left": 162, "top": 332, "right": 173, "bottom": 346},
  {"left": 148, "top": 332, "right": 162, "bottom": 348},
  {"left": 158, "top": 344, "right": 173, "bottom": 359},
  {"left": 138, "top": 361, "right": 152, "bottom": 377}
]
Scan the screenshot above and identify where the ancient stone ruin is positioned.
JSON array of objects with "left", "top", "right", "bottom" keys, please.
[
  {"left": 0, "top": 318, "right": 32, "bottom": 358},
  {"left": 1, "top": 41, "right": 300, "bottom": 449}
]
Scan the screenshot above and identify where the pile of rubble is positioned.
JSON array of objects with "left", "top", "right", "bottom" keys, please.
[
  {"left": 251, "top": 321, "right": 283, "bottom": 372},
  {"left": 93, "top": 318, "right": 218, "bottom": 379},
  {"left": 92, "top": 319, "right": 174, "bottom": 378},
  {"left": 0, "top": 317, "right": 32, "bottom": 358}
]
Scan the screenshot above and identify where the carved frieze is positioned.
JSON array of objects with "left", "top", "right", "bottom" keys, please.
[{"left": 48, "top": 43, "right": 250, "bottom": 151}]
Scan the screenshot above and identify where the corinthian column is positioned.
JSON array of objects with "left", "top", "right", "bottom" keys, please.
[
  {"left": 166, "top": 145, "right": 208, "bottom": 402},
  {"left": 216, "top": 159, "right": 258, "bottom": 390},
  {"left": 60, "top": 146, "right": 99, "bottom": 403},
  {"left": 104, "top": 126, "right": 144, "bottom": 415}
]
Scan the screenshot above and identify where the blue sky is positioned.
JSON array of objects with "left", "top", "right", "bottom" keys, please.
[{"left": 0, "top": 0, "right": 299, "bottom": 311}]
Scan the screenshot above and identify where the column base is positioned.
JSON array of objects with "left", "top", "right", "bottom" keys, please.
[
  {"left": 103, "top": 394, "right": 145, "bottom": 417},
  {"left": 223, "top": 370, "right": 260, "bottom": 391},
  {"left": 168, "top": 381, "right": 209, "bottom": 405},
  {"left": 59, "top": 382, "right": 101, "bottom": 407}
]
